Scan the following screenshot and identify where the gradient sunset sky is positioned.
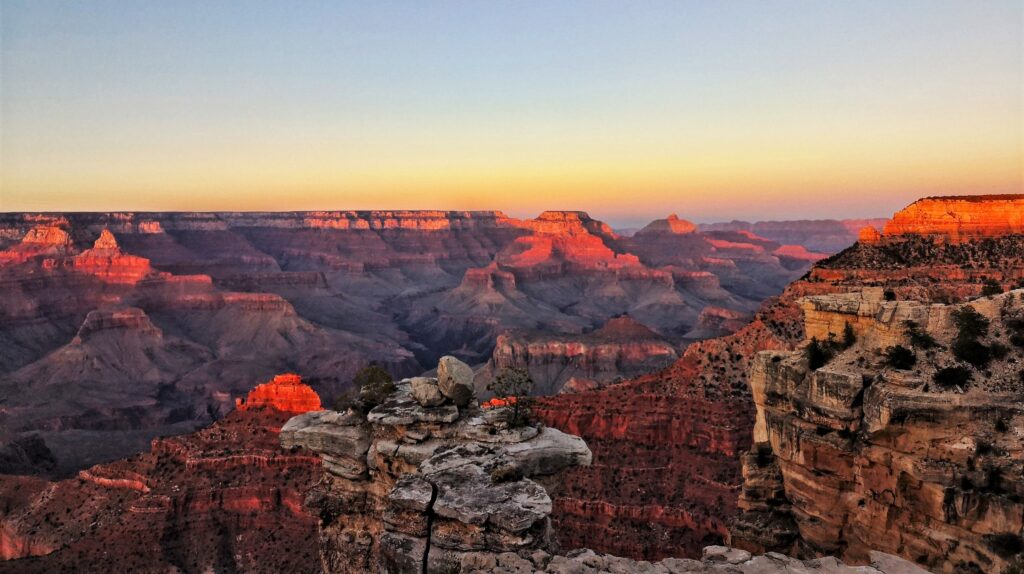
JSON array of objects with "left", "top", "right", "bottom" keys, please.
[{"left": 1, "top": 1, "right": 1021, "bottom": 226}]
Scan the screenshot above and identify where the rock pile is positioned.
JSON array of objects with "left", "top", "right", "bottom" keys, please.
[{"left": 280, "top": 354, "right": 593, "bottom": 573}]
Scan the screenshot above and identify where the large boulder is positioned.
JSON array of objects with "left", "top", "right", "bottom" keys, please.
[{"left": 437, "top": 355, "right": 475, "bottom": 407}]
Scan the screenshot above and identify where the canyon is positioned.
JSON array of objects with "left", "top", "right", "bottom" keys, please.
[
  {"left": 2, "top": 195, "right": 1022, "bottom": 573},
  {"left": 533, "top": 195, "right": 1024, "bottom": 568},
  {"left": 0, "top": 373, "right": 324, "bottom": 572},
  {"left": 0, "top": 210, "right": 838, "bottom": 473}
]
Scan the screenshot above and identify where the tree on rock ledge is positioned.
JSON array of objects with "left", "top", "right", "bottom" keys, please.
[{"left": 488, "top": 367, "right": 535, "bottom": 428}]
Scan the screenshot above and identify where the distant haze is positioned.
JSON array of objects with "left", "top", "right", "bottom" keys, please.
[{"left": 2, "top": 1, "right": 1020, "bottom": 222}]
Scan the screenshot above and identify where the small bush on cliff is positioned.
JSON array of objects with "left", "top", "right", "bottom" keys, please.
[
  {"left": 334, "top": 363, "right": 394, "bottom": 413},
  {"left": 953, "top": 307, "right": 990, "bottom": 341},
  {"left": 805, "top": 337, "right": 836, "bottom": 370},
  {"left": 884, "top": 345, "right": 916, "bottom": 370},
  {"left": 842, "top": 322, "right": 857, "bottom": 349},
  {"left": 487, "top": 367, "right": 534, "bottom": 428},
  {"left": 987, "top": 533, "right": 1024, "bottom": 559},
  {"left": 981, "top": 278, "right": 1004, "bottom": 297},
  {"left": 953, "top": 338, "right": 992, "bottom": 369},
  {"left": 933, "top": 366, "right": 973, "bottom": 390},
  {"left": 903, "top": 320, "right": 938, "bottom": 350}
]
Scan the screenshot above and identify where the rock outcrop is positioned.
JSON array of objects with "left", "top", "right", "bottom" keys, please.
[
  {"left": 734, "top": 289, "right": 1024, "bottom": 573},
  {"left": 0, "top": 375, "right": 323, "bottom": 572},
  {"left": 280, "top": 355, "right": 593, "bottom": 573},
  {"left": 236, "top": 373, "right": 323, "bottom": 413},
  {"left": 881, "top": 194, "right": 1024, "bottom": 242}
]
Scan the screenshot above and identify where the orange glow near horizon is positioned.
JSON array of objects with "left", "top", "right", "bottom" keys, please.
[{"left": 1, "top": 1, "right": 1020, "bottom": 224}]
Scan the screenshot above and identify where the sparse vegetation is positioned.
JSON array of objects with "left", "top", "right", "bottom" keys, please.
[
  {"left": 953, "top": 338, "right": 992, "bottom": 369},
  {"left": 842, "top": 322, "right": 857, "bottom": 349},
  {"left": 805, "top": 337, "right": 836, "bottom": 370},
  {"left": 953, "top": 307, "right": 990, "bottom": 341},
  {"left": 884, "top": 345, "right": 916, "bottom": 370},
  {"left": 903, "top": 320, "right": 938, "bottom": 350},
  {"left": 933, "top": 366, "right": 972, "bottom": 390},
  {"left": 487, "top": 367, "right": 534, "bottom": 428},
  {"left": 982, "top": 278, "right": 1004, "bottom": 297},
  {"left": 952, "top": 307, "right": 992, "bottom": 368},
  {"left": 334, "top": 363, "right": 395, "bottom": 413}
]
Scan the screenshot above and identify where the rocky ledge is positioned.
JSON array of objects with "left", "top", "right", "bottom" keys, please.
[
  {"left": 281, "top": 355, "right": 931, "bottom": 573},
  {"left": 280, "top": 354, "right": 592, "bottom": 573}
]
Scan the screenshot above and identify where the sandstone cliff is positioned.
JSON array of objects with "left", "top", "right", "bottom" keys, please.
[
  {"left": 881, "top": 195, "right": 1024, "bottom": 242},
  {"left": 734, "top": 289, "right": 1024, "bottom": 574}
]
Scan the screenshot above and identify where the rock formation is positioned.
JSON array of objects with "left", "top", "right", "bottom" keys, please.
[
  {"left": 734, "top": 289, "right": 1024, "bottom": 573},
  {"left": 0, "top": 374, "right": 323, "bottom": 572},
  {"left": 280, "top": 355, "right": 594, "bottom": 573},
  {"left": 881, "top": 194, "right": 1024, "bottom": 242},
  {"left": 699, "top": 219, "right": 889, "bottom": 254},
  {"left": 536, "top": 194, "right": 1024, "bottom": 566},
  {"left": 236, "top": 373, "right": 323, "bottom": 413},
  {"left": 480, "top": 316, "right": 680, "bottom": 395},
  {"left": 0, "top": 210, "right": 824, "bottom": 472}
]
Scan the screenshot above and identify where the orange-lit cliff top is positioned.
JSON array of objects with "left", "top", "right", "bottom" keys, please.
[
  {"left": 880, "top": 194, "right": 1024, "bottom": 242},
  {"left": 236, "top": 373, "right": 323, "bottom": 414}
]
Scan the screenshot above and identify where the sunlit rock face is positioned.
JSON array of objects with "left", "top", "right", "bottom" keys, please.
[
  {"left": 536, "top": 195, "right": 1024, "bottom": 564},
  {"left": 479, "top": 315, "right": 681, "bottom": 396},
  {"left": 735, "top": 289, "right": 1024, "bottom": 574},
  {"left": 0, "top": 210, "right": 823, "bottom": 475},
  {"left": 0, "top": 375, "right": 323, "bottom": 572},
  {"left": 236, "top": 373, "right": 323, "bottom": 413},
  {"left": 881, "top": 194, "right": 1024, "bottom": 242}
]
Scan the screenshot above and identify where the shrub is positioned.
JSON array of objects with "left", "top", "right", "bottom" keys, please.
[
  {"left": 933, "top": 366, "right": 972, "bottom": 390},
  {"left": 953, "top": 307, "right": 990, "bottom": 341},
  {"left": 987, "top": 533, "right": 1024, "bottom": 559},
  {"left": 992, "top": 342, "right": 1011, "bottom": 360},
  {"left": 842, "top": 322, "right": 857, "bottom": 349},
  {"left": 335, "top": 363, "right": 394, "bottom": 413},
  {"left": 1012, "top": 332, "right": 1024, "bottom": 349},
  {"left": 953, "top": 338, "right": 992, "bottom": 369},
  {"left": 903, "top": 320, "right": 939, "bottom": 349},
  {"left": 884, "top": 345, "right": 916, "bottom": 370},
  {"left": 982, "top": 278, "right": 1004, "bottom": 297},
  {"left": 487, "top": 367, "right": 535, "bottom": 428},
  {"left": 805, "top": 337, "right": 835, "bottom": 370}
]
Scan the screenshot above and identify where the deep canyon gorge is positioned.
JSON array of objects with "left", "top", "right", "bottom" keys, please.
[{"left": 1, "top": 196, "right": 1023, "bottom": 573}]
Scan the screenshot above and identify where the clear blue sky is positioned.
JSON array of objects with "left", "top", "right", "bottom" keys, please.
[{"left": 1, "top": 1, "right": 1020, "bottom": 226}]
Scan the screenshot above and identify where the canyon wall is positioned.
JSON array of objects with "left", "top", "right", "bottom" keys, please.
[
  {"left": 0, "top": 210, "right": 821, "bottom": 472},
  {"left": 0, "top": 374, "right": 324, "bottom": 573},
  {"left": 735, "top": 289, "right": 1024, "bottom": 574}
]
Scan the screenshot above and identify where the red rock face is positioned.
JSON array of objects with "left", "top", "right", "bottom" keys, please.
[
  {"left": 0, "top": 210, "right": 822, "bottom": 477},
  {"left": 881, "top": 194, "right": 1024, "bottom": 242},
  {"left": 534, "top": 299, "right": 803, "bottom": 560},
  {"left": 0, "top": 397, "right": 322, "bottom": 572},
  {"left": 236, "top": 373, "right": 323, "bottom": 413}
]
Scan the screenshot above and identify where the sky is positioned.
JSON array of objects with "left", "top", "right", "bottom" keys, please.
[{"left": 1, "top": 1, "right": 1021, "bottom": 227}]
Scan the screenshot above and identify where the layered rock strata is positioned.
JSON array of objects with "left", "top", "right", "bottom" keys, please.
[
  {"left": 881, "top": 195, "right": 1024, "bottom": 242},
  {"left": 734, "top": 289, "right": 1024, "bottom": 573},
  {"left": 280, "top": 355, "right": 592, "bottom": 573},
  {"left": 0, "top": 374, "right": 324, "bottom": 572}
]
